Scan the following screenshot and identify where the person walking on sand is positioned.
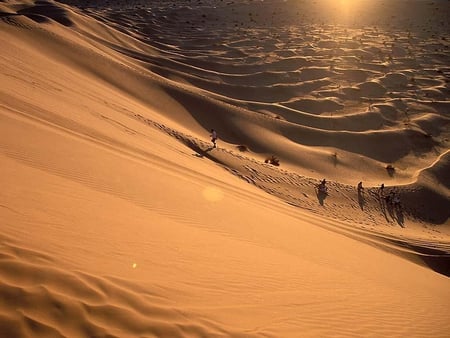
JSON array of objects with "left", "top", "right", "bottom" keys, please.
[
  {"left": 393, "top": 193, "right": 401, "bottom": 210},
  {"left": 357, "top": 181, "right": 364, "bottom": 192},
  {"left": 378, "top": 183, "right": 385, "bottom": 197},
  {"left": 387, "top": 191, "right": 395, "bottom": 205},
  {"left": 318, "top": 179, "right": 327, "bottom": 194},
  {"left": 210, "top": 129, "right": 217, "bottom": 148}
]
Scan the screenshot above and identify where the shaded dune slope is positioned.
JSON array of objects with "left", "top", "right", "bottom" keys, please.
[{"left": 53, "top": 0, "right": 449, "bottom": 181}]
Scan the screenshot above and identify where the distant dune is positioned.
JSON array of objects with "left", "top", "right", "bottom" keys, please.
[{"left": 1, "top": 0, "right": 449, "bottom": 337}]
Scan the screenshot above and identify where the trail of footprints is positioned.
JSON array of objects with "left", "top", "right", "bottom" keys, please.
[
  {"left": 133, "top": 113, "right": 399, "bottom": 229},
  {"left": 133, "top": 112, "right": 449, "bottom": 256}
]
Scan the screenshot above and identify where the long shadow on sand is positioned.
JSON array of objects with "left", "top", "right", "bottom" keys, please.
[
  {"left": 385, "top": 202, "right": 405, "bottom": 227},
  {"left": 420, "top": 254, "right": 450, "bottom": 277},
  {"left": 182, "top": 138, "right": 226, "bottom": 165},
  {"left": 395, "top": 207, "right": 405, "bottom": 227},
  {"left": 378, "top": 197, "right": 391, "bottom": 223},
  {"left": 389, "top": 239, "right": 450, "bottom": 277},
  {"left": 316, "top": 189, "right": 328, "bottom": 206},
  {"left": 357, "top": 189, "right": 365, "bottom": 210}
]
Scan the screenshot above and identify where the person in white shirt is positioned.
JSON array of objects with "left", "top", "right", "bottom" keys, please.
[{"left": 210, "top": 129, "right": 217, "bottom": 148}]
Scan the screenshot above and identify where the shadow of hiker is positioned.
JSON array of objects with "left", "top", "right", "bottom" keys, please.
[
  {"left": 316, "top": 189, "right": 328, "bottom": 206},
  {"left": 357, "top": 189, "right": 365, "bottom": 210},
  {"left": 332, "top": 153, "right": 338, "bottom": 167},
  {"left": 379, "top": 196, "right": 390, "bottom": 222},
  {"left": 395, "top": 206, "right": 405, "bottom": 227},
  {"left": 386, "top": 200, "right": 395, "bottom": 219},
  {"left": 182, "top": 137, "right": 219, "bottom": 159},
  {"left": 185, "top": 137, "right": 213, "bottom": 157},
  {"left": 193, "top": 146, "right": 213, "bottom": 157}
]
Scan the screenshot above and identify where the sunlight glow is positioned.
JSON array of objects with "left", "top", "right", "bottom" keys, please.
[
  {"left": 339, "top": 0, "right": 352, "bottom": 16},
  {"left": 202, "top": 186, "right": 224, "bottom": 202}
]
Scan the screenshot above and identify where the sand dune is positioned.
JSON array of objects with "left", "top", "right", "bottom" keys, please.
[{"left": 1, "top": 0, "right": 449, "bottom": 337}]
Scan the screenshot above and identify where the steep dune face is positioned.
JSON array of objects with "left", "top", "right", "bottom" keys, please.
[
  {"left": 400, "top": 151, "right": 450, "bottom": 224},
  {"left": 421, "top": 151, "right": 450, "bottom": 190},
  {"left": 53, "top": 0, "right": 450, "bottom": 183},
  {"left": 1, "top": 0, "right": 450, "bottom": 337},
  {"left": 3, "top": 0, "right": 448, "bottom": 184}
]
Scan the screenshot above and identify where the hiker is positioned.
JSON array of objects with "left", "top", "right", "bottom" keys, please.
[
  {"left": 266, "top": 155, "right": 279, "bottom": 166},
  {"left": 357, "top": 181, "right": 364, "bottom": 192},
  {"left": 318, "top": 179, "right": 327, "bottom": 193},
  {"left": 393, "top": 193, "right": 401, "bottom": 209},
  {"left": 378, "top": 183, "right": 385, "bottom": 197},
  {"left": 386, "top": 191, "right": 395, "bottom": 205},
  {"left": 210, "top": 129, "right": 217, "bottom": 148}
]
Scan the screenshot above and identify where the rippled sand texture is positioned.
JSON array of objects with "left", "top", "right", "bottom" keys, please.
[
  {"left": 1, "top": 0, "right": 449, "bottom": 337},
  {"left": 73, "top": 0, "right": 450, "bottom": 220},
  {"left": 91, "top": 1, "right": 449, "bottom": 166}
]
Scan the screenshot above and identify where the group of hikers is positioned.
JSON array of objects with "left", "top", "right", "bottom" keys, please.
[
  {"left": 208, "top": 129, "right": 403, "bottom": 213},
  {"left": 317, "top": 179, "right": 402, "bottom": 210},
  {"left": 376, "top": 183, "right": 402, "bottom": 208}
]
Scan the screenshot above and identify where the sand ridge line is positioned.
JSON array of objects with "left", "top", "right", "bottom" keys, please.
[
  {"left": 1, "top": 0, "right": 447, "bottom": 243},
  {"left": 3, "top": 0, "right": 449, "bottom": 186},
  {"left": 1, "top": 106, "right": 295, "bottom": 240},
  {"left": 132, "top": 110, "right": 449, "bottom": 240}
]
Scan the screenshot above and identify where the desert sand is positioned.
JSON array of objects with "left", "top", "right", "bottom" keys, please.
[{"left": 1, "top": 0, "right": 449, "bottom": 337}]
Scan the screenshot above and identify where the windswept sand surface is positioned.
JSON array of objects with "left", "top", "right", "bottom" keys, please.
[{"left": 1, "top": 0, "right": 450, "bottom": 337}]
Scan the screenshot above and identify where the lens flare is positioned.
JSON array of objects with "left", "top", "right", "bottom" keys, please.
[{"left": 202, "top": 186, "right": 224, "bottom": 202}]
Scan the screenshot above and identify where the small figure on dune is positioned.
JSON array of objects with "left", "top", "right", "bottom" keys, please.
[
  {"left": 318, "top": 179, "right": 328, "bottom": 194},
  {"left": 384, "top": 192, "right": 391, "bottom": 205},
  {"left": 392, "top": 193, "right": 402, "bottom": 210},
  {"left": 210, "top": 129, "right": 217, "bottom": 148},
  {"left": 315, "top": 179, "right": 328, "bottom": 206},
  {"left": 265, "top": 155, "right": 280, "bottom": 166},
  {"left": 357, "top": 181, "right": 365, "bottom": 210},
  {"left": 357, "top": 181, "right": 364, "bottom": 192},
  {"left": 385, "top": 191, "right": 396, "bottom": 206},
  {"left": 378, "top": 183, "right": 385, "bottom": 197}
]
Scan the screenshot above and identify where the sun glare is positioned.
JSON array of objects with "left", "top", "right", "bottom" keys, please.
[
  {"left": 202, "top": 186, "right": 224, "bottom": 202},
  {"left": 339, "top": 0, "right": 352, "bottom": 16}
]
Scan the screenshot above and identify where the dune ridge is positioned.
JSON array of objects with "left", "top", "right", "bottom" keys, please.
[
  {"left": 54, "top": 0, "right": 449, "bottom": 183},
  {"left": 1, "top": 0, "right": 450, "bottom": 337}
]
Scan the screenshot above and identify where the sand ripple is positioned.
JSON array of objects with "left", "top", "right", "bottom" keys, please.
[{"left": 0, "top": 235, "right": 240, "bottom": 337}]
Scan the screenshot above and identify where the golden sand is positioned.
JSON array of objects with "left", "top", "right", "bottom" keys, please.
[{"left": 1, "top": 0, "right": 449, "bottom": 336}]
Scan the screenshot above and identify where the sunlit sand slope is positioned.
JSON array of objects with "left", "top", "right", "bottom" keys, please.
[{"left": 1, "top": 0, "right": 449, "bottom": 337}]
